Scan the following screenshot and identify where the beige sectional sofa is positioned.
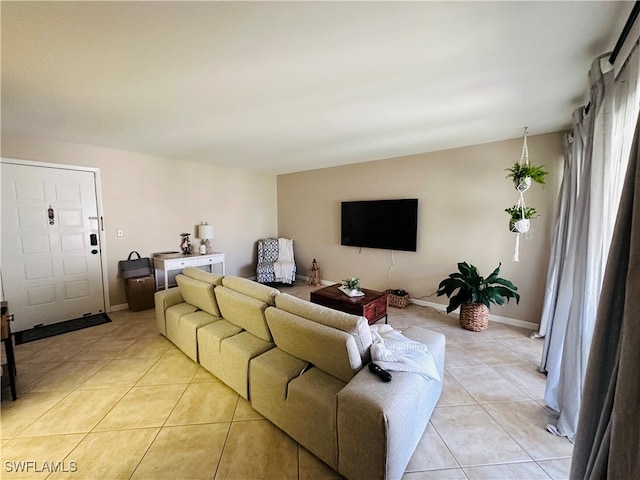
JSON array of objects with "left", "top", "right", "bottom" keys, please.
[{"left": 155, "top": 267, "right": 445, "bottom": 480}]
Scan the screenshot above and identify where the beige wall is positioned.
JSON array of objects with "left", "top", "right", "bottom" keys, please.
[
  {"left": 2, "top": 130, "right": 563, "bottom": 325},
  {"left": 1, "top": 132, "right": 278, "bottom": 308},
  {"left": 277, "top": 133, "right": 564, "bottom": 326}
]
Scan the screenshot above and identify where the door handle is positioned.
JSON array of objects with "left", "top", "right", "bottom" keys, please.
[{"left": 90, "top": 234, "right": 99, "bottom": 254}]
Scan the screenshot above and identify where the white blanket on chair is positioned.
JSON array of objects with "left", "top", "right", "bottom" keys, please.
[
  {"left": 274, "top": 238, "right": 295, "bottom": 283},
  {"left": 370, "top": 325, "right": 440, "bottom": 381}
]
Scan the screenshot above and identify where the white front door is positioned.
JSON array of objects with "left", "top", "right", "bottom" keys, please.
[{"left": 1, "top": 162, "right": 106, "bottom": 332}]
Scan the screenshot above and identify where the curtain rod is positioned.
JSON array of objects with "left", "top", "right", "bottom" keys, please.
[{"left": 609, "top": 1, "right": 640, "bottom": 65}]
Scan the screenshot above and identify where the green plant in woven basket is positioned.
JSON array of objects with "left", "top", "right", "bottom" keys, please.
[{"left": 436, "top": 262, "right": 519, "bottom": 313}]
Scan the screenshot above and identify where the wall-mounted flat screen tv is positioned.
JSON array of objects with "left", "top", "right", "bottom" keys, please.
[{"left": 341, "top": 199, "right": 418, "bottom": 252}]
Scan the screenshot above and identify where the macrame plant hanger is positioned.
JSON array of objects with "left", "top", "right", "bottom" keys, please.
[{"left": 512, "top": 127, "right": 531, "bottom": 262}]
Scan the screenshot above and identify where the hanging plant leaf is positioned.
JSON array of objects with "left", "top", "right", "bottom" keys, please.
[
  {"left": 505, "top": 205, "right": 539, "bottom": 221},
  {"left": 505, "top": 162, "right": 548, "bottom": 185}
]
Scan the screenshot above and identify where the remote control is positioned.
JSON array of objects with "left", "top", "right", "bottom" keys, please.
[{"left": 368, "top": 363, "right": 392, "bottom": 382}]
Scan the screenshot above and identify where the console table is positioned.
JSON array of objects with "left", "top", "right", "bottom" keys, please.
[
  {"left": 153, "top": 252, "right": 225, "bottom": 290},
  {"left": 310, "top": 283, "right": 388, "bottom": 325}
]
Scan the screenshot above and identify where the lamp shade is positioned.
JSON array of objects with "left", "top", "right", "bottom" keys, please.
[{"left": 198, "top": 224, "right": 215, "bottom": 239}]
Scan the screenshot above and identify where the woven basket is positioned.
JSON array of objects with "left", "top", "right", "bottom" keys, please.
[
  {"left": 385, "top": 290, "right": 410, "bottom": 308},
  {"left": 460, "top": 303, "right": 489, "bottom": 332}
]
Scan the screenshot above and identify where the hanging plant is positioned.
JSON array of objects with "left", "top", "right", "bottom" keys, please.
[
  {"left": 505, "top": 205, "right": 539, "bottom": 233},
  {"left": 505, "top": 162, "right": 548, "bottom": 190},
  {"left": 507, "top": 127, "right": 541, "bottom": 262}
]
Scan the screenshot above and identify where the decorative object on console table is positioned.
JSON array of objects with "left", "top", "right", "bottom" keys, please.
[
  {"left": 197, "top": 222, "right": 215, "bottom": 254},
  {"left": 308, "top": 258, "right": 321, "bottom": 286},
  {"left": 180, "top": 233, "right": 192, "bottom": 255},
  {"left": 386, "top": 289, "right": 410, "bottom": 308},
  {"left": 436, "top": 262, "right": 519, "bottom": 332}
]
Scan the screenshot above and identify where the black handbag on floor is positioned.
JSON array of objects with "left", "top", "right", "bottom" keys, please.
[{"left": 118, "top": 251, "right": 153, "bottom": 279}]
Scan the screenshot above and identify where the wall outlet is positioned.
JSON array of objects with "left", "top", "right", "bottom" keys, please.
[{"left": 117, "top": 228, "right": 124, "bottom": 237}]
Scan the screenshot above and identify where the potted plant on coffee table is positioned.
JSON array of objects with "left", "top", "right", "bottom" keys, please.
[
  {"left": 436, "top": 262, "right": 519, "bottom": 331},
  {"left": 340, "top": 277, "right": 363, "bottom": 297},
  {"left": 505, "top": 162, "right": 548, "bottom": 191}
]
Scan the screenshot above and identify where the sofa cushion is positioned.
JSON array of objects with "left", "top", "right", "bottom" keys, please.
[
  {"left": 215, "top": 286, "right": 272, "bottom": 342},
  {"left": 222, "top": 276, "right": 279, "bottom": 305},
  {"left": 251, "top": 347, "right": 344, "bottom": 469},
  {"left": 182, "top": 266, "right": 223, "bottom": 285},
  {"left": 250, "top": 348, "right": 308, "bottom": 426},
  {"left": 198, "top": 319, "right": 243, "bottom": 361},
  {"left": 265, "top": 307, "right": 363, "bottom": 383},
  {"left": 218, "top": 331, "right": 273, "bottom": 399},
  {"left": 166, "top": 303, "right": 198, "bottom": 331},
  {"left": 167, "top": 310, "right": 219, "bottom": 362},
  {"left": 199, "top": 319, "right": 273, "bottom": 400},
  {"left": 154, "top": 288, "right": 184, "bottom": 336},
  {"left": 274, "top": 293, "right": 372, "bottom": 360},
  {"left": 176, "top": 274, "right": 221, "bottom": 317}
]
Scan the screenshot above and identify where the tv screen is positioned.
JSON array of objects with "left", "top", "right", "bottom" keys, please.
[{"left": 341, "top": 199, "right": 418, "bottom": 252}]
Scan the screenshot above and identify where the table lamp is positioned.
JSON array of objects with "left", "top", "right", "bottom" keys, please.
[{"left": 198, "top": 223, "right": 215, "bottom": 254}]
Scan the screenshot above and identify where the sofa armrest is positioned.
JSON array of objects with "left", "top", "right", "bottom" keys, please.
[
  {"left": 337, "top": 329, "right": 445, "bottom": 480},
  {"left": 154, "top": 288, "right": 184, "bottom": 336}
]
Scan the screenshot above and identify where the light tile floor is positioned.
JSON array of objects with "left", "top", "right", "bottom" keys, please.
[{"left": 1, "top": 284, "right": 573, "bottom": 479}]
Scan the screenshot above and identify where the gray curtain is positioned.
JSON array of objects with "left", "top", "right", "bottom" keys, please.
[
  {"left": 537, "top": 51, "right": 639, "bottom": 440},
  {"left": 539, "top": 56, "right": 612, "bottom": 440},
  {"left": 535, "top": 119, "right": 582, "bottom": 342},
  {"left": 570, "top": 110, "right": 640, "bottom": 480}
]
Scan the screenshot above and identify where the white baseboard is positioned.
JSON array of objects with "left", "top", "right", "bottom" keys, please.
[
  {"left": 110, "top": 303, "right": 129, "bottom": 312},
  {"left": 296, "top": 274, "right": 334, "bottom": 286},
  {"left": 300, "top": 275, "right": 538, "bottom": 330},
  {"left": 410, "top": 298, "right": 539, "bottom": 330}
]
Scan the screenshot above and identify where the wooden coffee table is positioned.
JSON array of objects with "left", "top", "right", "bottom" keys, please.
[{"left": 310, "top": 284, "right": 388, "bottom": 325}]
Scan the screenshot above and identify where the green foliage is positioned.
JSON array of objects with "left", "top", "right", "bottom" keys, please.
[
  {"left": 505, "top": 205, "right": 539, "bottom": 221},
  {"left": 505, "top": 162, "right": 548, "bottom": 185},
  {"left": 436, "top": 262, "right": 520, "bottom": 313},
  {"left": 342, "top": 277, "right": 361, "bottom": 291}
]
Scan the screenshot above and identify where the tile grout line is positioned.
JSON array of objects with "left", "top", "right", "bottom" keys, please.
[{"left": 211, "top": 396, "right": 241, "bottom": 480}]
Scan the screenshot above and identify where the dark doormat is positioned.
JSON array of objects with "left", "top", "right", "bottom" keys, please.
[{"left": 14, "top": 313, "right": 112, "bottom": 345}]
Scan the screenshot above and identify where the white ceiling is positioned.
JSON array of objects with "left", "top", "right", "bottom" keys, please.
[{"left": 1, "top": 1, "right": 630, "bottom": 174}]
